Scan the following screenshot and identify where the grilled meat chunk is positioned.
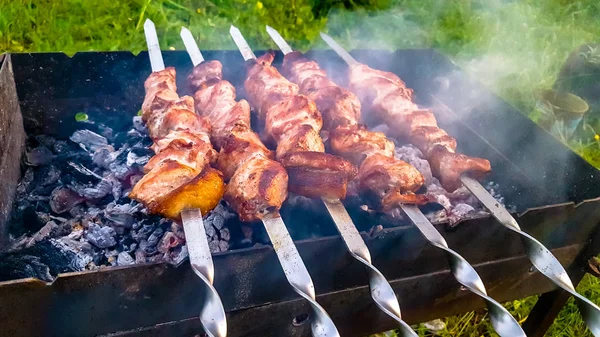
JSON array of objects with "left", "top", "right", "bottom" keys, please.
[
  {"left": 244, "top": 51, "right": 356, "bottom": 198},
  {"left": 190, "top": 59, "right": 289, "bottom": 221},
  {"left": 348, "top": 64, "right": 491, "bottom": 191},
  {"left": 281, "top": 52, "right": 426, "bottom": 207},
  {"left": 130, "top": 67, "right": 224, "bottom": 219}
]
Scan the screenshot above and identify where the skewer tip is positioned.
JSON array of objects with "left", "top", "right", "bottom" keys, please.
[
  {"left": 229, "top": 25, "right": 239, "bottom": 33},
  {"left": 144, "top": 18, "right": 155, "bottom": 28},
  {"left": 180, "top": 26, "right": 190, "bottom": 34},
  {"left": 265, "top": 24, "right": 275, "bottom": 32}
]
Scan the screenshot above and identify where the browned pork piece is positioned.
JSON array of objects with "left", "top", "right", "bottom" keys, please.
[
  {"left": 281, "top": 52, "right": 427, "bottom": 209},
  {"left": 189, "top": 60, "right": 288, "bottom": 222},
  {"left": 129, "top": 67, "right": 225, "bottom": 219},
  {"left": 244, "top": 51, "right": 356, "bottom": 199},
  {"left": 347, "top": 64, "right": 491, "bottom": 192}
]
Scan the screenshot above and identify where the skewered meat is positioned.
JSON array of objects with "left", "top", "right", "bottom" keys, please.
[
  {"left": 190, "top": 60, "right": 288, "bottom": 221},
  {"left": 347, "top": 64, "right": 491, "bottom": 192},
  {"left": 130, "top": 67, "right": 224, "bottom": 219},
  {"left": 244, "top": 51, "right": 356, "bottom": 199},
  {"left": 281, "top": 51, "right": 426, "bottom": 208}
]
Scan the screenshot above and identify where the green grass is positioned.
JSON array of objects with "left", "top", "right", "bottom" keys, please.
[{"left": 1, "top": 0, "right": 600, "bottom": 336}]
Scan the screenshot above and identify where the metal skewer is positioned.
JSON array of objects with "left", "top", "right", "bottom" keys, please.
[
  {"left": 182, "top": 26, "right": 339, "bottom": 337},
  {"left": 266, "top": 25, "right": 417, "bottom": 337},
  {"left": 319, "top": 31, "right": 527, "bottom": 337},
  {"left": 461, "top": 175, "right": 600, "bottom": 336},
  {"left": 144, "top": 19, "right": 227, "bottom": 337}
]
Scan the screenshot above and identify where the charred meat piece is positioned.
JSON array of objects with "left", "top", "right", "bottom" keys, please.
[
  {"left": 348, "top": 64, "right": 491, "bottom": 191},
  {"left": 190, "top": 60, "right": 289, "bottom": 222},
  {"left": 130, "top": 67, "right": 224, "bottom": 219},
  {"left": 281, "top": 52, "right": 426, "bottom": 208},
  {"left": 280, "top": 151, "right": 356, "bottom": 199},
  {"left": 244, "top": 51, "right": 355, "bottom": 199}
]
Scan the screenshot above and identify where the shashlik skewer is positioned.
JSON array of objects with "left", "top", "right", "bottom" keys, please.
[
  {"left": 232, "top": 31, "right": 356, "bottom": 200},
  {"left": 308, "top": 33, "right": 525, "bottom": 337},
  {"left": 265, "top": 25, "right": 418, "bottom": 337},
  {"left": 320, "top": 32, "right": 600, "bottom": 336},
  {"left": 267, "top": 28, "right": 526, "bottom": 337},
  {"left": 333, "top": 46, "right": 492, "bottom": 193},
  {"left": 180, "top": 27, "right": 340, "bottom": 337},
  {"left": 183, "top": 29, "right": 288, "bottom": 222},
  {"left": 128, "top": 19, "right": 227, "bottom": 337}
]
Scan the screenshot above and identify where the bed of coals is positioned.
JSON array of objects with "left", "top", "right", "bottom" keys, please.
[{"left": 0, "top": 114, "right": 510, "bottom": 283}]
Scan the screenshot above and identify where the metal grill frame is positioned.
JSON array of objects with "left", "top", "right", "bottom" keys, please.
[{"left": 0, "top": 50, "right": 599, "bottom": 337}]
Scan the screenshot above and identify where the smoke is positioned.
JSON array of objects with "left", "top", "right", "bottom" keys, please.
[{"left": 318, "top": 1, "right": 600, "bottom": 206}]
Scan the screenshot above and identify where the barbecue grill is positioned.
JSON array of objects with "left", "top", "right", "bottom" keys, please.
[{"left": 1, "top": 46, "right": 600, "bottom": 337}]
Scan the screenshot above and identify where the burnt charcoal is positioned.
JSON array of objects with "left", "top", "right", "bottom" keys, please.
[
  {"left": 117, "top": 252, "right": 135, "bottom": 266},
  {"left": 98, "top": 124, "right": 114, "bottom": 142},
  {"left": 105, "top": 249, "right": 119, "bottom": 266},
  {"left": 132, "top": 221, "right": 142, "bottom": 230},
  {"left": 50, "top": 187, "right": 85, "bottom": 214},
  {"left": 70, "top": 175, "right": 121, "bottom": 201},
  {"left": 132, "top": 116, "right": 147, "bottom": 134},
  {"left": 126, "top": 148, "right": 151, "bottom": 167},
  {"left": 208, "top": 240, "right": 220, "bottom": 253},
  {"left": 220, "top": 228, "right": 230, "bottom": 241},
  {"left": 139, "top": 239, "right": 158, "bottom": 255},
  {"left": 52, "top": 140, "right": 75, "bottom": 155},
  {"left": 36, "top": 164, "right": 61, "bottom": 187},
  {"left": 27, "top": 195, "right": 51, "bottom": 202},
  {"left": 33, "top": 199, "right": 52, "bottom": 214},
  {"left": 26, "top": 146, "right": 54, "bottom": 166},
  {"left": 25, "top": 220, "right": 58, "bottom": 247},
  {"left": 70, "top": 130, "right": 108, "bottom": 152},
  {"left": 0, "top": 239, "right": 87, "bottom": 282},
  {"left": 132, "top": 224, "right": 156, "bottom": 243},
  {"left": 135, "top": 249, "right": 146, "bottom": 264},
  {"left": 92, "top": 146, "right": 116, "bottom": 169},
  {"left": 205, "top": 223, "right": 216, "bottom": 238},
  {"left": 35, "top": 135, "right": 57, "bottom": 149},
  {"left": 108, "top": 160, "right": 134, "bottom": 180},
  {"left": 16, "top": 168, "right": 35, "bottom": 196},
  {"left": 171, "top": 222, "right": 185, "bottom": 240},
  {"left": 168, "top": 245, "right": 189, "bottom": 265},
  {"left": 104, "top": 202, "right": 138, "bottom": 228},
  {"left": 212, "top": 214, "right": 225, "bottom": 230},
  {"left": 158, "top": 232, "right": 181, "bottom": 254},
  {"left": 147, "top": 228, "right": 164, "bottom": 248},
  {"left": 69, "top": 205, "right": 87, "bottom": 217},
  {"left": 86, "top": 224, "right": 117, "bottom": 249},
  {"left": 118, "top": 236, "right": 135, "bottom": 251},
  {"left": 67, "top": 161, "right": 103, "bottom": 182},
  {"left": 218, "top": 240, "right": 229, "bottom": 252},
  {"left": 0, "top": 255, "right": 53, "bottom": 282}
]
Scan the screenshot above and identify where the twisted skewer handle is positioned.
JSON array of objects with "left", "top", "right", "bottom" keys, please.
[
  {"left": 181, "top": 209, "right": 228, "bottom": 337},
  {"left": 400, "top": 205, "right": 527, "bottom": 337},
  {"left": 323, "top": 199, "right": 418, "bottom": 337},
  {"left": 462, "top": 176, "right": 600, "bottom": 336},
  {"left": 262, "top": 214, "right": 341, "bottom": 337}
]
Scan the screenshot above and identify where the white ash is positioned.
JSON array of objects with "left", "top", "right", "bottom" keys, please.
[
  {"left": 4, "top": 116, "right": 237, "bottom": 282},
  {"left": 202, "top": 203, "right": 235, "bottom": 253},
  {"left": 70, "top": 130, "right": 109, "bottom": 152},
  {"left": 117, "top": 251, "right": 135, "bottom": 266},
  {"left": 393, "top": 144, "right": 510, "bottom": 226}
]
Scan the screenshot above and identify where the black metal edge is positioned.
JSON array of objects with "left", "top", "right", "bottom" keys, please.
[
  {"left": 1, "top": 197, "right": 599, "bottom": 337},
  {"left": 95, "top": 245, "right": 584, "bottom": 337}
]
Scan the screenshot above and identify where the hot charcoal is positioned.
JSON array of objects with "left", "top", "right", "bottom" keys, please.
[{"left": 3, "top": 116, "right": 244, "bottom": 282}]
